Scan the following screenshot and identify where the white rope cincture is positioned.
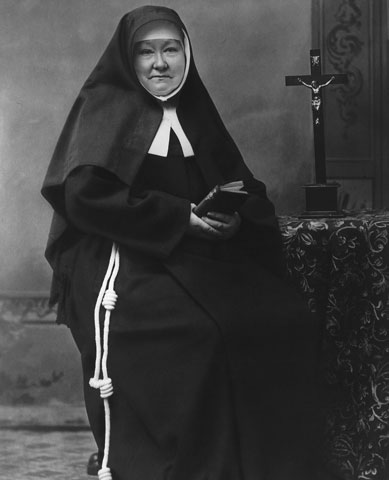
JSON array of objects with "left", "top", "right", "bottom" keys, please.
[{"left": 89, "top": 242, "right": 120, "bottom": 480}]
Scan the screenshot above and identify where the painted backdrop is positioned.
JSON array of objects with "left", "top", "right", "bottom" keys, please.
[
  {"left": 0, "top": 0, "right": 313, "bottom": 293},
  {"left": 0, "top": 0, "right": 314, "bottom": 418}
]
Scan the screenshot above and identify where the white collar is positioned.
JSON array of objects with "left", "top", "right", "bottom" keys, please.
[{"left": 148, "top": 104, "right": 194, "bottom": 157}]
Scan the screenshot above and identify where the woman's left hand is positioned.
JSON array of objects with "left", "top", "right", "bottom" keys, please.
[{"left": 201, "top": 211, "right": 241, "bottom": 240}]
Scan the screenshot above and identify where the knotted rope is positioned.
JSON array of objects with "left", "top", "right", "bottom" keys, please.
[{"left": 89, "top": 242, "right": 120, "bottom": 480}]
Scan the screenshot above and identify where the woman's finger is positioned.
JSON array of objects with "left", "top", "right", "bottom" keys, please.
[
  {"left": 198, "top": 219, "right": 224, "bottom": 238},
  {"left": 203, "top": 212, "right": 241, "bottom": 230},
  {"left": 205, "top": 211, "right": 235, "bottom": 223},
  {"left": 188, "top": 211, "right": 223, "bottom": 239},
  {"left": 202, "top": 217, "right": 227, "bottom": 231}
]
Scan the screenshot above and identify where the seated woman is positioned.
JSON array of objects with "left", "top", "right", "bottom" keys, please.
[{"left": 42, "top": 6, "right": 322, "bottom": 480}]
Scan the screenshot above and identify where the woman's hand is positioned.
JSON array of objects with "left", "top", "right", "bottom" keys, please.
[
  {"left": 187, "top": 204, "right": 241, "bottom": 241},
  {"left": 202, "top": 211, "right": 241, "bottom": 240}
]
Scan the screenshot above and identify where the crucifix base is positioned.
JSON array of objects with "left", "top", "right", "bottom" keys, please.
[{"left": 300, "top": 183, "right": 344, "bottom": 218}]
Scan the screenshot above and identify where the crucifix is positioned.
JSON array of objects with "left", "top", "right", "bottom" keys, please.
[{"left": 285, "top": 49, "right": 348, "bottom": 215}]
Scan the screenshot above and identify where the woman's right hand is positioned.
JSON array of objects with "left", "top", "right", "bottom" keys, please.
[
  {"left": 187, "top": 209, "right": 224, "bottom": 240},
  {"left": 186, "top": 204, "right": 241, "bottom": 241}
]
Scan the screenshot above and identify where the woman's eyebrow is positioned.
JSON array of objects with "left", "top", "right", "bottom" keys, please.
[
  {"left": 161, "top": 39, "right": 183, "bottom": 49},
  {"left": 162, "top": 39, "right": 181, "bottom": 44},
  {"left": 135, "top": 39, "right": 182, "bottom": 47},
  {"left": 135, "top": 40, "right": 152, "bottom": 47}
]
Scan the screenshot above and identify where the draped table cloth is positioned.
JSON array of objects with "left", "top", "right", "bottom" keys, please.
[{"left": 279, "top": 211, "right": 389, "bottom": 480}]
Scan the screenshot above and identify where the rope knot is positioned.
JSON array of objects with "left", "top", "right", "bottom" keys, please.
[
  {"left": 102, "top": 289, "right": 118, "bottom": 311},
  {"left": 99, "top": 378, "right": 114, "bottom": 398},
  {"left": 89, "top": 378, "right": 101, "bottom": 389},
  {"left": 89, "top": 378, "right": 114, "bottom": 398},
  {"left": 98, "top": 467, "right": 113, "bottom": 480}
]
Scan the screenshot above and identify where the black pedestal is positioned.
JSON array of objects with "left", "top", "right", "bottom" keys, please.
[{"left": 300, "top": 183, "right": 344, "bottom": 218}]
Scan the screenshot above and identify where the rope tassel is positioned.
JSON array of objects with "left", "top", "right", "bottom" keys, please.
[{"left": 89, "top": 242, "right": 120, "bottom": 480}]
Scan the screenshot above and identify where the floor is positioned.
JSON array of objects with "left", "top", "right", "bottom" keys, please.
[{"left": 0, "top": 429, "right": 96, "bottom": 480}]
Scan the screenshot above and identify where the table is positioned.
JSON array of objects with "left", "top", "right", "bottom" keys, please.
[{"left": 279, "top": 211, "right": 389, "bottom": 480}]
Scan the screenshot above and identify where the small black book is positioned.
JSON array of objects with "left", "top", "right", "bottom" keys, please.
[{"left": 193, "top": 181, "right": 249, "bottom": 217}]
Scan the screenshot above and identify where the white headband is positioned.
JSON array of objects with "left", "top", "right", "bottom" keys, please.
[{"left": 134, "top": 21, "right": 183, "bottom": 43}]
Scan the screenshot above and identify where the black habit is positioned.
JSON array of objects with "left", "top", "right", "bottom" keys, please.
[{"left": 42, "top": 6, "right": 322, "bottom": 480}]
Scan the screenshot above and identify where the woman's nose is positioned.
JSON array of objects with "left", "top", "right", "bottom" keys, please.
[{"left": 153, "top": 52, "right": 167, "bottom": 70}]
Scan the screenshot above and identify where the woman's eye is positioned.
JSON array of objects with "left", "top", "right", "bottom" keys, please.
[
  {"left": 165, "top": 47, "right": 178, "bottom": 54},
  {"left": 139, "top": 49, "right": 154, "bottom": 56}
]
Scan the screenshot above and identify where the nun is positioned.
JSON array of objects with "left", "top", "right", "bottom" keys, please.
[{"left": 42, "top": 6, "right": 322, "bottom": 480}]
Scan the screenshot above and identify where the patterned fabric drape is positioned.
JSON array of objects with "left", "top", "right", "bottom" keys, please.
[{"left": 279, "top": 211, "right": 389, "bottom": 480}]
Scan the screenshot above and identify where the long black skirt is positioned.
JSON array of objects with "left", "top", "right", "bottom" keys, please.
[{"left": 68, "top": 236, "right": 323, "bottom": 480}]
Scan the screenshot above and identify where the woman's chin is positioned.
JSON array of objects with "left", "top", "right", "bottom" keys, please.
[
  {"left": 146, "top": 81, "right": 178, "bottom": 97},
  {"left": 152, "top": 87, "right": 176, "bottom": 96}
]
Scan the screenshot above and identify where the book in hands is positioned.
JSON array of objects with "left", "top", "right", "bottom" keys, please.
[{"left": 193, "top": 181, "right": 249, "bottom": 217}]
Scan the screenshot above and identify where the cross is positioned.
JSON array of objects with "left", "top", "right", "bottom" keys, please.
[{"left": 285, "top": 49, "right": 348, "bottom": 184}]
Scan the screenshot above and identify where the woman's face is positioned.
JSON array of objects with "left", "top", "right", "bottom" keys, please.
[{"left": 133, "top": 38, "right": 186, "bottom": 96}]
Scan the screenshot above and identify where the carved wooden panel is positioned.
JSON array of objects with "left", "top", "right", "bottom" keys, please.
[{"left": 312, "top": 0, "right": 388, "bottom": 208}]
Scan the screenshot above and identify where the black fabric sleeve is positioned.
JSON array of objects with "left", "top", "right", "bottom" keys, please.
[{"left": 64, "top": 165, "right": 192, "bottom": 258}]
